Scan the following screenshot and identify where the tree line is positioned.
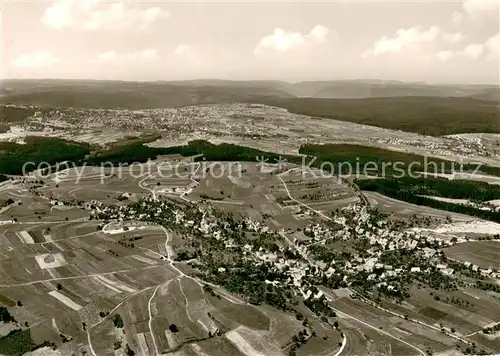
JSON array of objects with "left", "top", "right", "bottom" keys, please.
[{"left": 357, "top": 177, "right": 500, "bottom": 222}]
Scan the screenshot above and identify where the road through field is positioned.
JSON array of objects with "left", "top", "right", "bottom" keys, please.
[
  {"left": 277, "top": 171, "right": 430, "bottom": 356},
  {"left": 364, "top": 191, "right": 475, "bottom": 221},
  {"left": 180, "top": 162, "right": 201, "bottom": 203},
  {"left": 139, "top": 173, "right": 158, "bottom": 201},
  {"left": 278, "top": 168, "right": 333, "bottom": 222},
  {"left": 331, "top": 335, "right": 347, "bottom": 356},
  {"left": 148, "top": 282, "right": 168, "bottom": 356},
  {"left": 0, "top": 265, "right": 160, "bottom": 288},
  {"left": 87, "top": 283, "right": 165, "bottom": 356},
  {"left": 321, "top": 290, "right": 426, "bottom": 356},
  {"left": 148, "top": 289, "right": 160, "bottom": 356}
]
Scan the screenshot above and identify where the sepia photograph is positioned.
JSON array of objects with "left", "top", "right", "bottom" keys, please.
[{"left": 0, "top": 1, "right": 500, "bottom": 355}]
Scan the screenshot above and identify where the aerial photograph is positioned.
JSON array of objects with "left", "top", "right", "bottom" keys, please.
[{"left": 0, "top": 1, "right": 499, "bottom": 355}]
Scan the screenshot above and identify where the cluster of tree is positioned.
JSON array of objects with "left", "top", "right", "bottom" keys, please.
[
  {"left": 377, "top": 283, "right": 409, "bottom": 300},
  {"left": 108, "top": 250, "right": 120, "bottom": 257},
  {"left": 308, "top": 245, "right": 336, "bottom": 264},
  {"left": 3, "top": 136, "right": 499, "bottom": 192},
  {"left": 300, "top": 192, "right": 329, "bottom": 201},
  {"left": 303, "top": 294, "right": 336, "bottom": 319},
  {"left": 0, "top": 307, "right": 15, "bottom": 323},
  {"left": 476, "top": 165, "right": 500, "bottom": 178},
  {"left": 461, "top": 342, "right": 488, "bottom": 355},
  {"left": 199, "top": 194, "right": 223, "bottom": 201},
  {"left": 357, "top": 250, "right": 460, "bottom": 298},
  {"left": 85, "top": 142, "right": 166, "bottom": 166},
  {"left": 120, "top": 235, "right": 143, "bottom": 243},
  {"left": 378, "top": 249, "right": 424, "bottom": 269},
  {"left": 111, "top": 133, "right": 162, "bottom": 148},
  {"left": 118, "top": 240, "right": 135, "bottom": 248},
  {"left": 204, "top": 262, "right": 290, "bottom": 311},
  {"left": 112, "top": 314, "right": 124, "bottom": 328},
  {"left": 319, "top": 273, "right": 348, "bottom": 290},
  {"left": 443, "top": 296, "right": 471, "bottom": 308},
  {"left": 475, "top": 281, "right": 500, "bottom": 293},
  {"left": 290, "top": 328, "right": 312, "bottom": 352},
  {"left": 283, "top": 248, "right": 300, "bottom": 260},
  {"left": 0, "top": 124, "right": 10, "bottom": 134},
  {"left": 125, "top": 344, "right": 136, "bottom": 356},
  {"left": 59, "top": 333, "right": 71, "bottom": 343},
  {"left": 0, "top": 329, "right": 37, "bottom": 356},
  {"left": 445, "top": 260, "right": 481, "bottom": 279},
  {"left": 483, "top": 322, "right": 500, "bottom": 335},
  {"left": 174, "top": 250, "right": 197, "bottom": 261},
  {"left": 31, "top": 340, "right": 56, "bottom": 351},
  {"left": 203, "top": 285, "right": 217, "bottom": 297}
]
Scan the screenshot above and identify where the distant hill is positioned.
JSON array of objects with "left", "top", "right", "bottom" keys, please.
[
  {"left": 0, "top": 79, "right": 294, "bottom": 109},
  {"left": 1, "top": 79, "right": 499, "bottom": 136},
  {"left": 466, "top": 88, "right": 500, "bottom": 102},
  {"left": 1, "top": 79, "right": 498, "bottom": 106},
  {"left": 287, "top": 81, "right": 499, "bottom": 99},
  {"left": 249, "top": 96, "right": 500, "bottom": 136}
]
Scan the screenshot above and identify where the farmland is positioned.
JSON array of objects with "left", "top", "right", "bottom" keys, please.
[
  {"left": 0, "top": 153, "right": 498, "bottom": 355},
  {"left": 0, "top": 165, "right": 346, "bottom": 356},
  {"left": 443, "top": 241, "right": 500, "bottom": 270}
]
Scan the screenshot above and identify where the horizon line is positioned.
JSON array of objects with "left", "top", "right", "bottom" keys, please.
[{"left": 1, "top": 77, "right": 499, "bottom": 87}]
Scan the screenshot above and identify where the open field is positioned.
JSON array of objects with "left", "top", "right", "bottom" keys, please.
[
  {"left": 381, "top": 285, "right": 500, "bottom": 336},
  {"left": 272, "top": 170, "right": 359, "bottom": 209},
  {"left": 326, "top": 294, "right": 467, "bottom": 355},
  {"left": 443, "top": 241, "right": 500, "bottom": 270},
  {"left": 0, "top": 177, "right": 342, "bottom": 356},
  {"left": 185, "top": 162, "right": 322, "bottom": 232},
  {"left": 363, "top": 191, "right": 475, "bottom": 221}
]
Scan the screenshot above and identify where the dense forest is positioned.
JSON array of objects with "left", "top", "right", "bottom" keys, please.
[
  {"left": 299, "top": 143, "right": 500, "bottom": 177},
  {"left": 0, "top": 138, "right": 297, "bottom": 176},
  {"left": 86, "top": 139, "right": 299, "bottom": 166},
  {"left": 0, "top": 137, "right": 91, "bottom": 175},
  {"left": 0, "top": 329, "right": 35, "bottom": 356},
  {"left": 1, "top": 138, "right": 499, "bottom": 189},
  {"left": 0, "top": 106, "right": 36, "bottom": 123},
  {"left": 358, "top": 177, "right": 500, "bottom": 202},
  {"left": 299, "top": 143, "right": 453, "bottom": 175},
  {"left": 252, "top": 96, "right": 500, "bottom": 136},
  {"left": 357, "top": 177, "right": 500, "bottom": 222}
]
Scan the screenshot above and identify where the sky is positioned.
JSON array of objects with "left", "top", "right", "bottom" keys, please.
[{"left": 2, "top": 0, "right": 500, "bottom": 84}]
